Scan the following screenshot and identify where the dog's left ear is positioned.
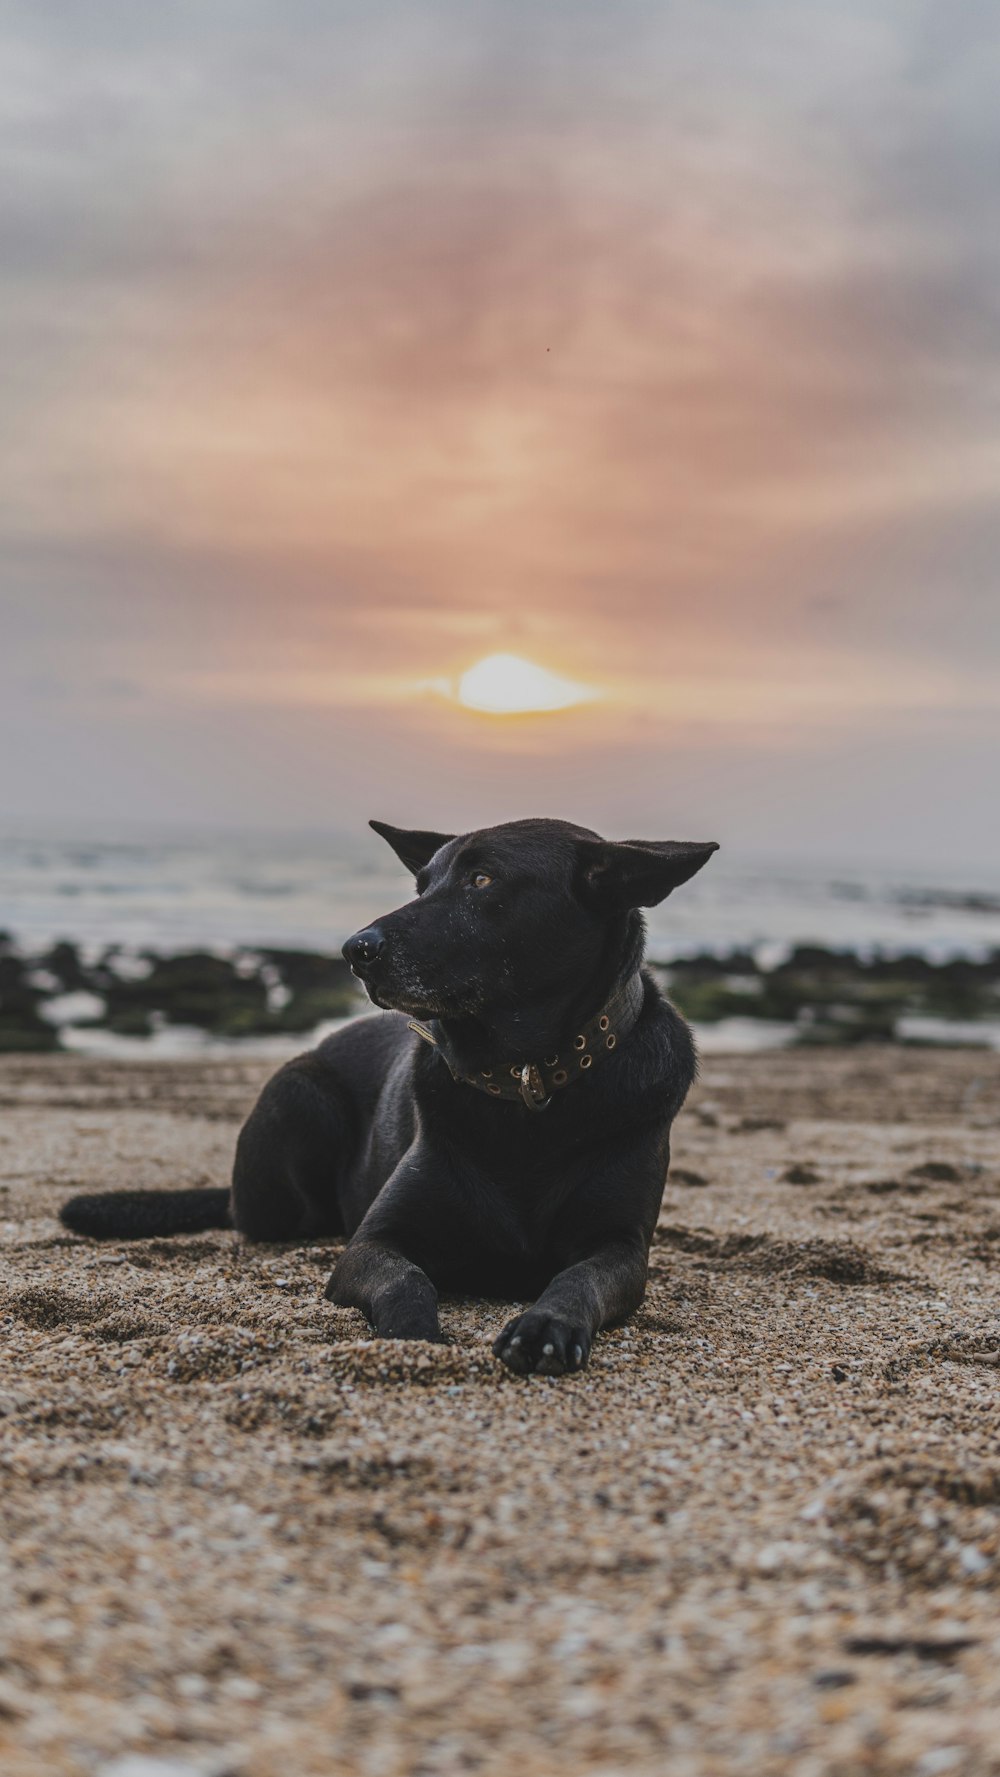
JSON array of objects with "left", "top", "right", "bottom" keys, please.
[
  {"left": 578, "top": 837, "right": 719, "bottom": 909},
  {"left": 369, "top": 820, "right": 455, "bottom": 875}
]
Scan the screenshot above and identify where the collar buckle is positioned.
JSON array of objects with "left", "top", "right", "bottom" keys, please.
[{"left": 519, "top": 1061, "right": 551, "bottom": 1112}]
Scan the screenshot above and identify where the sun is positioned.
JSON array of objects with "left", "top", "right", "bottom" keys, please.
[{"left": 456, "top": 653, "right": 599, "bottom": 716}]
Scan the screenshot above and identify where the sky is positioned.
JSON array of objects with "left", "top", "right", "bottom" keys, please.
[{"left": 1, "top": 1, "right": 998, "bottom": 869}]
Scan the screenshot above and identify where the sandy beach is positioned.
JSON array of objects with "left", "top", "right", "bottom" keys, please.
[{"left": 2, "top": 1043, "right": 999, "bottom": 1777}]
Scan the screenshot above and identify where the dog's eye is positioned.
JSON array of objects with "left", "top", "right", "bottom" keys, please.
[{"left": 470, "top": 871, "right": 493, "bottom": 889}]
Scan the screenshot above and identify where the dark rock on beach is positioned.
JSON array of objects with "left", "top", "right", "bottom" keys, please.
[
  {"left": 0, "top": 937, "right": 363, "bottom": 1049},
  {"left": 659, "top": 944, "right": 1000, "bottom": 1046},
  {"left": 0, "top": 934, "right": 60, "bottom": 1052}
]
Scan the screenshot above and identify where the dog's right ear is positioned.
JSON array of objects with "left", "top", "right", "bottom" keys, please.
[{"left": 369, "top": 820, "right": 455, "bottom": 875}]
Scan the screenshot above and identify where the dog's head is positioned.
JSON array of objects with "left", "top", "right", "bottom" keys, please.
[{"left": 343, "top": 818, "right": 718, "bottom": 1021}]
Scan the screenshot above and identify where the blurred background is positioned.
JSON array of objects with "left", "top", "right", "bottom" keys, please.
[{"left": 1, "top": 1, "right": 998, "bottom": 1053}]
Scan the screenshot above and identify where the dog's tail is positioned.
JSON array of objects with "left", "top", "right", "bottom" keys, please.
[{"left": 59, "top": 1187, "right": 232, "bottom": 1241}]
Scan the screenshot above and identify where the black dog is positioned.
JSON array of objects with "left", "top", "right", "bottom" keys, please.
[{"left": 61, "top": 819, "right": 718, "bottom": 1375}]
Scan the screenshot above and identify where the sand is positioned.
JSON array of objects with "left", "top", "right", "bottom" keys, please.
[{"left": 1, "top": 1044, "right": 999, "bottom": 1777}]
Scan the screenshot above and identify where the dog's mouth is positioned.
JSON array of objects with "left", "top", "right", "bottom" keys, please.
[
  {"left": 354, "top": 969, "right": 475, "bottom": 1021},
  {"left": 364, "top": 984, "right": 436, "bottom": 1017}
]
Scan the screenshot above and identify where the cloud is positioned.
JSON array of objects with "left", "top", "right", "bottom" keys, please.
[{"left": 1, "top": 2, "right": 998, "bottom": 855}]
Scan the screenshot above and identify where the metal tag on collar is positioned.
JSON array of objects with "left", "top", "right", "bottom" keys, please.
[{"left": 519, "top": 1062, "right": 550, "bottom": 1112}]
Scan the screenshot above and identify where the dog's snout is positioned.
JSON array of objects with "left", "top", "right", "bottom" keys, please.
[{"left": 343, "top": 925, "right": 387, "bottom": 973}]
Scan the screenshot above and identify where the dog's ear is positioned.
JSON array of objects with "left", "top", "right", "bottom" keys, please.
[
  {"left": 369, "top": 820, "right": 455, "bottom": 875},
  {"left": 578, "top": 837, "right": 719, "bottom": 909}
]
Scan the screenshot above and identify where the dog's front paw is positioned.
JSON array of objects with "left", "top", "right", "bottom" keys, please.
[{"left": 493, "top": 1311, "right": 591, "bottom": 1377}]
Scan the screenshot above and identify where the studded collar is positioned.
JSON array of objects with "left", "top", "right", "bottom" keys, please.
[{"left": 407, "top": 970, "right": 646, "bottom": 1112}]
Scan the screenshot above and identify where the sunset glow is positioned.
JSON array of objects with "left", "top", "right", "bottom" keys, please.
[
  {"left": 456, "top": 654, "right": 599, "bottom": 716},
  {"left": 1, "top": 6, "right": 997, "bottom": 867}
]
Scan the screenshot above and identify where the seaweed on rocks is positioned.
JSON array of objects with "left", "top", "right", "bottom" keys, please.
[
  {"left": 0, "top": 937, "right": 364, "bottom": 1048},
  {"left": 658, "top": 945, "right": 1000, "bottom": 1045}
]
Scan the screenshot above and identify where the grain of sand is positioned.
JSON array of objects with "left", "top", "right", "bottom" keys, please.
[{"left": 1, "top": 1046, "right": 999, "bottom": 1777}]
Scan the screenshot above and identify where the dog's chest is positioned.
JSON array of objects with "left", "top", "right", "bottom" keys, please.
[{"left": 453, "top": 1112, "right": 596, "bottom": 1241}]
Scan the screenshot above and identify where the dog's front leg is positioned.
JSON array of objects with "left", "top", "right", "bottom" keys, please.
[
  {"left": 324, "top": 1148, "right": 449, "bottom": 1341},
  {"left": 494, "top": 1137, "right": 668, "bottom": 1377},
  {"left": 325, "top": 1237, "right": 443, "bottom": 1340},
  {"left": 494, "top": 1233, "right": 648, "bottom": 1376}
]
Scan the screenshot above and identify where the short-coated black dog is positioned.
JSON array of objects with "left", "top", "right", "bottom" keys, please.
[{"left": 61, "top": 818, "right": 718, "bottom": 1376}]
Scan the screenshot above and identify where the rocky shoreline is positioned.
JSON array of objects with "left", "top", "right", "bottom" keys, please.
[
  {"left": 1, "top": 933, "right": 998, "bottom": 1053},
  {"left": 661, "top": 946, "right": 1000, "bottom": 1046},
  {"left": 0, "top": 937, "right": 361, "bottom": 1052}
]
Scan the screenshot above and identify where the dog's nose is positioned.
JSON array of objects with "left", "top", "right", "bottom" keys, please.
[{"left": 343, "top": 925, "right": 386, "bottom": 972}]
